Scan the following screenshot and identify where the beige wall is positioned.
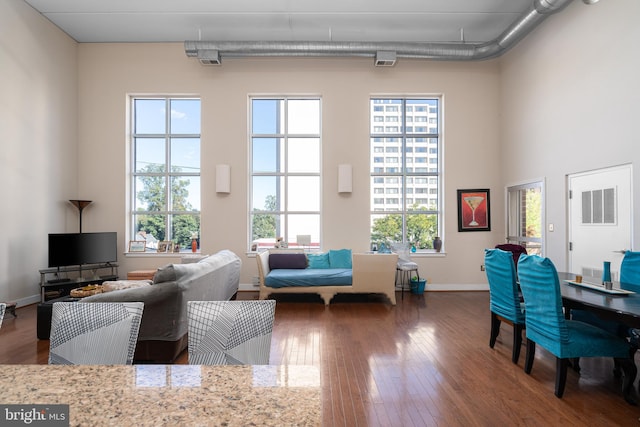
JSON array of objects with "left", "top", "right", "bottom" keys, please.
[
  {"left": 77, "top": 45, "right": 503, "bottom": 290},
  {"left": 8, "top": 0, "right": 635, "bottom": 303},
  {"left": 500, "top": 0, "right": 640, "bottom": 269},
  {"left": 0, "top": 0, "right": 77, "bottom": 303}
]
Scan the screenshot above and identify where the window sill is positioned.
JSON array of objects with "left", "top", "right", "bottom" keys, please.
[{"left": 125, "top": 252, "right": 200, "bottom": 257}]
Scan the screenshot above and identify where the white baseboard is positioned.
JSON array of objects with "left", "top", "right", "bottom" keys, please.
[
  {"left": 238, "top": 283, "right": 488, "bottom": 292},
  {"left": 425, "top": 283, "right": 489, "bottom": 292},
  {"left": 240, "top": 283, "right": 261, "bottom": 292},
  {"left": 12, "top": 294, "right": 41, "bottom": 308}
]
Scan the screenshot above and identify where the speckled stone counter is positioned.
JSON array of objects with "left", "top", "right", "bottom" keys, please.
[{"left": 0, "top": 365, "right": 321, "bottom": 426}]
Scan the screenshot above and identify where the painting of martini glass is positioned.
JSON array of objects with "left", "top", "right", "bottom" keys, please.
[{"left": 457, "top": 189, "right": 491, "bottom": 231}]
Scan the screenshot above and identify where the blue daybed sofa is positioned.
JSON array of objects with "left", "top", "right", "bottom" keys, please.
[{"left": 256, "top": 249, "right": 398, "bottom": 305}]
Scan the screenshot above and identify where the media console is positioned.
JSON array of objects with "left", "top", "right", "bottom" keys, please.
[{"left": 39, "top": 263, "right": 119, "bottom": 302}]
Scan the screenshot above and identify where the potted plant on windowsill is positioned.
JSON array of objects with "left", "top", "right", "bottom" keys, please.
[{"left": 410, "top": 275, "right": 426, "bottom": 294}]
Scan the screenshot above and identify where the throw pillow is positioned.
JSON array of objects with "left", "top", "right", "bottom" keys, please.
[
  {"left": 153, "top": 264, "right": 176, "bottom": 284},
  {"left": 269, "top": 253, "right": 308, "bottom": 270},
  {"left": 328, "top": 249, "right": 352, "bottom": 269},
  {"left": 102, "top": 280, "right": 152, "bottom": 293},
  {"left": 307, "top": 252, "right": 330, "bottom": 269}
]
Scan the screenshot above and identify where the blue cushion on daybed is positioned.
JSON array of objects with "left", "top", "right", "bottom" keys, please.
[
  {"left": 328, "top": 249, "right": 352, "bottom": 268},
  {"left": 307, "top": 252, "right": 330, "bottom": 269},
  {"left": 265, "top": 268, "right": 352, "bottom": 288}
]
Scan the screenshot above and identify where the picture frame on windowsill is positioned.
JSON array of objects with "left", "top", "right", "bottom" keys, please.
[{"left": 129, "top": 240, "right": 146, "bottom": 252}]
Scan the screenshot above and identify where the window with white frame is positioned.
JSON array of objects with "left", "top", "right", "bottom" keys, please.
[
  {"left": 130, "top": 97, "right": 201, "bottom": 253},
  {"left": 370, "top": 98, "right": 441, "bottom": 251},
  {"left": 250, "top": 97, "right": 321, "bottom": 251},
  {"left": 506, "top": 181, "right": 544, "bottom": 255}
]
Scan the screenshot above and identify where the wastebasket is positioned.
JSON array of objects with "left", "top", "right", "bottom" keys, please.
[{"left": 410, "top": 278, "right": 426, "bottom": 294}]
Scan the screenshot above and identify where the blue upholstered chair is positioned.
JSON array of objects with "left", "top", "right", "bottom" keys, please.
[
  {"left": 517, "top": 254, "right": 636, "bottom": 402},
  {"left": 494, "top": 244, "right": 527, "bottom": 272},
  {"left": 49, "top": 302, "right": 144, "bottom": 365},
  {"left": 484, "top": 248, "right": 525, "bottom": 364},
  {"left": 188, "top": 300, "right": 276, "bottom": 365},
  {"left": 620, "top": 251, "right": 640, "bottom": 293}
]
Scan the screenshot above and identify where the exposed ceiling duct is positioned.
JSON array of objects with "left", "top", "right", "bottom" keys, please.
[{"left": 186, "top": 0, "right": 578, "bottom": 66}]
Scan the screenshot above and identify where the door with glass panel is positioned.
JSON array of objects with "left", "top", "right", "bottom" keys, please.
[{"left": 506, "top": 181, "right": 544, "bottom": 256}]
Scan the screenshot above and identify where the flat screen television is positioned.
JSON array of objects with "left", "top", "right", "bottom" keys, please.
[{"left": 48, "top": 232, "right": 118, "bottom": 268}]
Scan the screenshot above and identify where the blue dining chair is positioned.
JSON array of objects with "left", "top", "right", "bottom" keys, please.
[
  {"left": 620, "top": 251, "right": 640, "bottom": 293},
  {"left": 517, "top": 254, "right": 636, "bottom": 403},
  {"left": 484, "top": 248, "right": 525, "bottom": 363},
  {"left": 494, "top": 244, "right": 527, "bottom": 272}
]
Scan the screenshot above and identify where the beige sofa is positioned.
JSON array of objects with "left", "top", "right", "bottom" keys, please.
[
  {"left": 256, "top": 249, "right": 398, "bottom": 305},
  {"left": 82, "top": 250, "right": 241, "bottom": 362}
]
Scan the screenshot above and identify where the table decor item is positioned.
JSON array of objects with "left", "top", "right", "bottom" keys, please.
[
  {"left": 602, "top": 261, "right": 612, "bottom": 284},
  {"left": 70, "top": 285, "right": 103, "bottom": 298},
  {"left": 433, "top": 236, "right": 442, "bottom": 252}
]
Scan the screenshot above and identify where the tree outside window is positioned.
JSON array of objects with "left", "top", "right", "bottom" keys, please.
[
  {"left": 131, "top": 97, "right": 201, "bottom": 252},
  {"left": 250, "top": 97, "right": 321, "bottom": 250}
]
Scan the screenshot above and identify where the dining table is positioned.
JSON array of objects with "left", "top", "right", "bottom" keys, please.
[
  {"left": 556, "top": 273, "right": 640, "bottom": 404},
  {"left": 0, "top": 364, "right": 321, "bottom": 426},
  {"left": 559, "top": 272, "right": 640, "bottom": 328}
]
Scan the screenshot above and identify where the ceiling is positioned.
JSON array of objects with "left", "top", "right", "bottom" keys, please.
[{"left": 24, "top": 0, "right": 537, "bottom": 44}]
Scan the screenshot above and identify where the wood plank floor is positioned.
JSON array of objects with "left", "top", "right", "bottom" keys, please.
[{"left": 1, "top": 291, "right": 640, "bottom": 426}]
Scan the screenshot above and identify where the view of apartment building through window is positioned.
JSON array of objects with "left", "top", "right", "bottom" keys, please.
[
  {"left": 130, "top": 97, "right": 201, "bottom": 253},
  {"left": 370, "top": 98, "right": 441, "bottom": 251},
  {"left": 250, "top": 97, "right": 321, "bottom": 250}
]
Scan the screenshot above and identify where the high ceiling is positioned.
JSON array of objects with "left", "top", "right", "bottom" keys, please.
[{"left": 24, "top": 0, "right": 536, "bottom": 44}]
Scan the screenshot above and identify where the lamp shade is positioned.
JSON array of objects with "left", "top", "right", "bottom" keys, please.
[
  {"left": 338, "top": 164, "right": 352, "bottom": 193},
  {"left": 216, "top": 164, "right": 231, "bottom": 193}
]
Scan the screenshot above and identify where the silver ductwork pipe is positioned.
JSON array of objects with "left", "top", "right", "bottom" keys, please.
[{"left": 185, "top": 0, "right": 574, "bottom": 64}]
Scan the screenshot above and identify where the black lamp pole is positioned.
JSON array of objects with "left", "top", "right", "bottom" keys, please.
[{"left": 69, "top": 200, "right": 92, "bottom": 233}]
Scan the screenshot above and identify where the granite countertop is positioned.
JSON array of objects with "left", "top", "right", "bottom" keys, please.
[{"left": 0, "top": 365, "right": 321, "bottom": 426}]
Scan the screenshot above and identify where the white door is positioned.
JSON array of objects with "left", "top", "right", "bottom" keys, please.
[{"left": 568, "top": 164, "right": 632, "bottom": 281}]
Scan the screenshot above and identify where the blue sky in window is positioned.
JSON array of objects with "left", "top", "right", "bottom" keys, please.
[{"left": 135, "top": 99, "right": 201, "bottom": 210}]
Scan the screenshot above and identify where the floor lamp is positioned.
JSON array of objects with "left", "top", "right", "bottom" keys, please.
[{"left": 69, "top": 200, "right": 92, "bottom": 233}]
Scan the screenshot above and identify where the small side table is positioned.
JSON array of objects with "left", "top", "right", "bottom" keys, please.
[{"left": 127, "top": 270, "right": 156, "bottom": 281}]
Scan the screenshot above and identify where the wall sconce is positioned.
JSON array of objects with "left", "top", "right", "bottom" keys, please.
[
  {"left": 216, "top": 164, "right": 231, "bottom": 193},
  {"left": 338, "top": 164, "right": 352, "bottom": 193}
]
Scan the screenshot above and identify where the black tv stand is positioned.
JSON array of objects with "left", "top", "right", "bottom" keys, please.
[{"left": 39, "top": 263, "right": 118, "bottom": 302}]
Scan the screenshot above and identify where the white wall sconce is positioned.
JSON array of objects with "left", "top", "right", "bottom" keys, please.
[
  {"left": 216, "top": 164, "right": 231, "bottom": 193},
  {"left": 338, "top": 164, "right": 352, "bottom": 193}
]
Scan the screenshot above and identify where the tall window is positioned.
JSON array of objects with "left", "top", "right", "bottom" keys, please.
[
  {"left": 370, "top": 98, "right": 441, "bottom": 251},
  {"left": 131, "top": 97, "right": 201, "bottom": 252},
  {"left": 250, "top": 97, "right": 321, "bottom": 250},
  {"left": 506, "top": 181, "right": 544, "bottom": 255}
]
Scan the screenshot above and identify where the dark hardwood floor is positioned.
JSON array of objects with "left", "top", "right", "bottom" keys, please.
[{"left": 1, "top": 291, "right": 639, "bottom": 426}]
